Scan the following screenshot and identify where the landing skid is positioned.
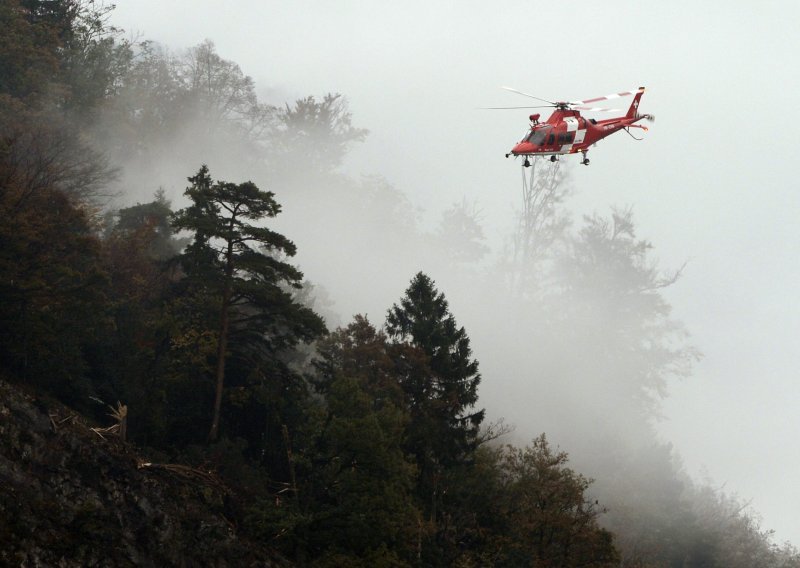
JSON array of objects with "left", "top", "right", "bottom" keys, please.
[{"left": 518, "top": 153, "right": 589, "bottom": 166}]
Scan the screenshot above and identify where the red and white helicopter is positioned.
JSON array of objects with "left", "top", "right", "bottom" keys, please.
[{"left": 491, "top": 86, "right": 654, "bottom": 166}]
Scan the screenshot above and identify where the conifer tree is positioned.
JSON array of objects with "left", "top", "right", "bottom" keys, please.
[
  {"left": 386, "top": 272, "right": 484, "bottom": 462},
  {"left": 386, "top": 272, "right": 485, "bottom": 543},
  {"left": 172, "top": 165, "right": 325, "bottom": 441}
]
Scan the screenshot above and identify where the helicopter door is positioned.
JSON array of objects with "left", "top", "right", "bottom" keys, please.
[{"left": 562, "top": 118, "right": 580, "bottom": 152}]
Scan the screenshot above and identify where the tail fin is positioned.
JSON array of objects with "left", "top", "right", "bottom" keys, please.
[{"left": 626, "top": 87, "right": 646, "bottom": 119}]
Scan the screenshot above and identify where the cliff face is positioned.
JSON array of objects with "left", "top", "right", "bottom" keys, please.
[{"left": 0, "top": 380, "right": 277, "bottom": 567}]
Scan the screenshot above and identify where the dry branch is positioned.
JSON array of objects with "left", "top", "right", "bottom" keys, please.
[{"left": 137, "top": 462, "right": 229, "bottom": 494}]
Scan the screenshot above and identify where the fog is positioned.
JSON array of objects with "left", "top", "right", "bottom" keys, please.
[{"left": 111, "top": 0, "right": 800, "bottom": 545}]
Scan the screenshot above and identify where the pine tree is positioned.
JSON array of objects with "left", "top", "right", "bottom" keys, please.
[{"left": 172, "top": 165, "right": 325, "bottom": 441}]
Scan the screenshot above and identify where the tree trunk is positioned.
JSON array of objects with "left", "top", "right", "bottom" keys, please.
[{"left": 208, "top": 237, "right": 235, "bottom": 442}]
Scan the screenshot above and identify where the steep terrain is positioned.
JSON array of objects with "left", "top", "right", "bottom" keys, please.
[{"left": 0, "top": 379, "right": 280, "bottom": 567}]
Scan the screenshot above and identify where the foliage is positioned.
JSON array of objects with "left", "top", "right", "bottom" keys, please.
[
  {"left": 0, "top": 173, "right": 107, "bottom": 400},
  {"left": 385, "top": 272, "right": 490, "bottom": 563},
  {"left": 0, "top": 0, "right": 132, "bottom": 116},
  {"left": 0, "top": 101, "right": 109, "bottom": 404},
  {"left": 0, "top": 0, "right": 60, "bottom": 102},
  {"left": 52, "top": 0, "right": 133, "bottom": 117},
  {"left": 296, "top": 317, "right": 417, "bottom": 563},
  {"left": 556, "top": 208, "right": 700, "bottom": 423},
  {"left": 305, "top": 374, "right": 417, "bottom": 561},
  {"left": 272, "top": 92, "right": 368, "bottom": 177},
  {"left": 386, "top": 272, "right": 485, "bottom": 467},
  {"left": 490, "top": 435, "right": 618, "bottom": 567},
  {"left": 435, "top": 198, "right": 490, "bottom": 266},
  {"left": 172, "top": 165, "right": 326, "bottom": 441},
  {"left": 181, "top": 39, "right": 273, "bottom": 136},
  {"left": 87, "top": 192, "right": 185, "bottom": 444}
]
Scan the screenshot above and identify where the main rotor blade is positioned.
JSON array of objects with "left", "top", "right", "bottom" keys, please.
[
  {"left": 569, "top": 87, "right": 644, "bottom": 106},
  {"left": 479, "top": 105, "right": 554, "bottom": 110},
  {"left": 500, "top": 86, "right": 556, "bottom": 105},
  {"left": 571, "top": 106, "right": 623, "bottom": 113}
]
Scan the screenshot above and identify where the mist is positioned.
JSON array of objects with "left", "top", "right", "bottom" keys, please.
[{"left": 102, "top": 0, "right": 800, "bottom": 555}]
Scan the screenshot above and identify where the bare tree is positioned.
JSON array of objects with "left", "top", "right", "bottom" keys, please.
[
  {"left": 181, "top": 40, "right": 274, "bottom": 139},
  {"left": 506, "top": 157, "right": 570, "bottom": 299}
]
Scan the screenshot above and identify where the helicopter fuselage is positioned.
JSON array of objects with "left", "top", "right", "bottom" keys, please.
[{"left": 509, "top": 108, "right": 648, "bottom": 158}]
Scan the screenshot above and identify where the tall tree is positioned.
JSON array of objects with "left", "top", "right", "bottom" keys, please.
[
  {"left": 540, "top": 209, "right": 702, "bottom": 564},
  {"left": 386, "top": 272, "right": 484, "bottom": 459},
  {"left": 507, "top": 157, "right": 570, "bottom": 301},
  {"left": 386, "top": 272, "right": 485, "bottom": 535},
  {"left": 556, "top": 208, "right": 698, "bottom": 426},
  {"left": 172, "top": 165, "right": 325, "bottom": 441}
]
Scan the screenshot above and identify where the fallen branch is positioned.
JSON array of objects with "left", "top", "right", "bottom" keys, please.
[
  {"left": 90, "top": 423, "right": 120, "bottom": 440},
  {"left": 48, "top": 411, "right": 78, "bottom": 433},
  {"left": 137, "top": 462, "right": 229, "bottom": 494}
]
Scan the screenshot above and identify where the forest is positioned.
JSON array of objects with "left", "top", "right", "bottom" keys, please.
[{"left": 1, "top": 1, "right": 798, "bottom": 566}]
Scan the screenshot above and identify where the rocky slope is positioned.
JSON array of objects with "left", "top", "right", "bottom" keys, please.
[{"left": 0, "top": 380, "right": 280, "bottom": 567}]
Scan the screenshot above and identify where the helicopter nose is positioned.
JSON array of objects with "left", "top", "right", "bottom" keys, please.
[{"left": 512, "top": 142, "right": 534, "bottom": 155}]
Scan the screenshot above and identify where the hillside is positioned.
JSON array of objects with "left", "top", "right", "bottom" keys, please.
[{"left": 0, "top": 379, "right": 280, "bottom": 567}]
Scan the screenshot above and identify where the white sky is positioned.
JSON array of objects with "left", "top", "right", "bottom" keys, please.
[{"left": 113, "top": 0, "right": 800, "bottom": 544}]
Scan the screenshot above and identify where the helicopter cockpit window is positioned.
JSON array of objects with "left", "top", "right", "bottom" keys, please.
[{"left": 525, "top": 128, "right": 549, "bottom": 145}]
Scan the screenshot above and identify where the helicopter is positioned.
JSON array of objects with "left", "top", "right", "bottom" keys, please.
[{"left": 491, "top": 86, "right": 654, "bottom": 166}]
